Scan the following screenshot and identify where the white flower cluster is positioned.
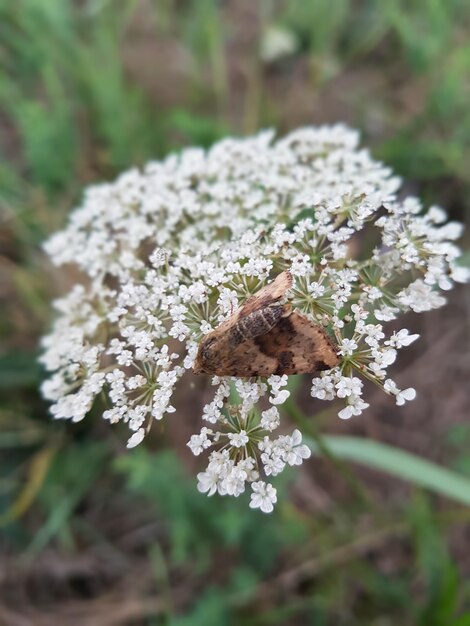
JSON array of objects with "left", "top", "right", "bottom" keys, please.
[{"left": 41, "top": 125, "right": 467, "bottom": 512}]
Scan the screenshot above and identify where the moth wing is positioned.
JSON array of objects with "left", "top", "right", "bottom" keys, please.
[
  {"left": 206, "top": 338, "right": 279, "bottom": 377},
  {"left": 254, "top": 311, "right": 339, "bottom": 375},
  {"left": 203, "top": 271, "right": 293, "bottom": 338},
  {"left": 237, "top": 271, "right": 293, "bottom": 318},
  {"left": 206, "top": 310, "right": 339, "bottom": 377}
]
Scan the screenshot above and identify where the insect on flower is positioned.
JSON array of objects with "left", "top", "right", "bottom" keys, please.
[{"left": 193, "top": 271, "right": 339, "bottom": 377}]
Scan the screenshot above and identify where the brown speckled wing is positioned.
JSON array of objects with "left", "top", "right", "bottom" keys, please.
[
  {"left": 206, "top": 310, "right": 339, "bottom": 377},
  {"left": 203, "top": 271, "right": 293, "bottom": 339},
  {"left": 253, "top": 311, "right": 339, "bottom": 375},
  {"left": 237, "top": 271, "right": 292, "bottom": 319},
  {"left": 206, "top": 338, "right": 279, "bottom": 377}
]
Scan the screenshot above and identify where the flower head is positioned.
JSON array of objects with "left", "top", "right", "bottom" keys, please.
[{"left": 41, "top": 125, "right": 467, "bottom": 512}]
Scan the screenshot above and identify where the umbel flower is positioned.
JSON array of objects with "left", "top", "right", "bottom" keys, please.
[{"left": 41, "top": 125, "right": 467, "bottom": 512}]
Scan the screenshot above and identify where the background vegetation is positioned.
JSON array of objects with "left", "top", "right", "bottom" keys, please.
[{"left": 1, "top": 1, "right": 469, "bottom": 624}]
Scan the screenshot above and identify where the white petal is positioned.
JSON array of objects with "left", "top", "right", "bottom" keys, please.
[
  {"left": 126, "top": 428, "right": 145, "bottom": 449},
  {"left": 338, "top": 406, "right": 354, "bottom": 420},
  {"left": 291, "top": 429, "right": 302, "bottom": 446}
]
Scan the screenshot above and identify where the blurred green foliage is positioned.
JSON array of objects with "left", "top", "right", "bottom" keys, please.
[{"left": 1, "top": 0, "right": 470, "bottom": 623}]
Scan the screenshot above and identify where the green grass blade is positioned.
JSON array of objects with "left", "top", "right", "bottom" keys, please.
[{"left": 308, "top": 436, "right": 470, "bottom": 506}]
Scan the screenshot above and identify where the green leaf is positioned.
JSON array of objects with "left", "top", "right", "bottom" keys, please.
[
  {"left": 170, "top": 587, "right": 230, "bottom": 626},
  {"left": 0, "top": 445, "right": 56, "bottom": 526},
  {"left": 0, "top": 351, "right": 42, "bottom": 388},
  {"left": 25, "top": 442, "right": 108, "bottom": 556},
  {"left": 408, "top": 494, "right": 459, "bottom": 625},
  {"left": 308, "top": 436, "right": 470, "bottom": 507}
]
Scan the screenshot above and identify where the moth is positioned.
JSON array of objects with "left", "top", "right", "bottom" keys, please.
[{"left": 193, "top": 271, "right": 339, "bottom": 377}]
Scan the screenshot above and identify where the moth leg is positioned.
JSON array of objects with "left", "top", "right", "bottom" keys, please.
[{"left": 229, "top": 304, "right": 292, "bottom": 345}]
